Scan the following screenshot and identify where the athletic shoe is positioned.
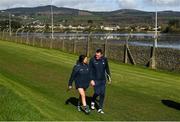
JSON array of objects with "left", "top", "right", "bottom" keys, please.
[
  {"left": 98, "top": 109, "right": 104, "bottom": 114},
  {"left": 84, "top": 105, "right": 90, "bottom": 114},
  {"left": 91, "top": 102, "right": 95, "bottom": 110},
  {"left": 77, "top": 106, "right": 81, "bottom": 112}
]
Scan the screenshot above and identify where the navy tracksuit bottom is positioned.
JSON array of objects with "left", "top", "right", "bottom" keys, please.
[{"left": 92, "top": 80, "right": 106, "bottom": 109}]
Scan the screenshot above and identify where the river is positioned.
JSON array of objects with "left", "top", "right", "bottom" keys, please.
[{"left": 21, "top": 32, "right": 180, "bottom": 50}]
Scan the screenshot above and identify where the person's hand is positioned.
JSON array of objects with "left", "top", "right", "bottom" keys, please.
[
  {"left": 107, "top": 75, "right": 112, "bottom": 85},
  {"left": 90, "top": 80, "right": 95, "bottom": 87},
  {"left": 107, "top": 80, "right": 112, "bottom": 85}
]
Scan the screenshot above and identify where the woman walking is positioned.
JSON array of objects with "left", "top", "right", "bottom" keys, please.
[{"left": 68, "top": 55, "right": 90, "bottom": 114}]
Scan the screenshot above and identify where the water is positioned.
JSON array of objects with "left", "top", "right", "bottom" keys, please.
[{"left": 20, "top": 32, "right": 180, "bottom": 50}]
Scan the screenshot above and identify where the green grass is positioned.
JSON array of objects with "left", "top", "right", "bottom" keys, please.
[{"left": 0, "top": 40, "right": 180, "bottom": 121}]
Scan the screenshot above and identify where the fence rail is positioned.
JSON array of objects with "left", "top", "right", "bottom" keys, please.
[{"left": 0, "top": 31, "right": 179, "bottom": 72}]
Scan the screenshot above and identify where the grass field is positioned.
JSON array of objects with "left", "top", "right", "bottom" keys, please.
[{"left": 0, "top": 40, "right": 180, "bottom": 121}]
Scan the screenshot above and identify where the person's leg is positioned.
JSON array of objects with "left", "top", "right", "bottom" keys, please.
[
  {"left": 92, "top": 93, "right": 98, "bottom": 103},
  {"left": 99, "top": 82, "right": 106, "bottom": 109},
  {"left": 92, "top": 80, "right": 101, "bottom": 102},
  {"left": 78, "top": 88, "right": 86, "bottom": 107},
  {"left": 77, "top": 94, "right": 81, "bottom": 111},
  {"left": 78, "top": 95, "right": 81, "bottom": 106},
  {"left": 91, "top": 81, "right": 100, "bottom": 110},
  {"left": 99, "top": 93, "right": 105, "bottom": 109},
  {"left": 78, "top": 88, "right": 90, "bottom": 114},
  {"left": 91, "top": 93, "right": 98, "bottom": 110},
  {"left": 98, "top": 81, "right": 106, "bottom": 113}
]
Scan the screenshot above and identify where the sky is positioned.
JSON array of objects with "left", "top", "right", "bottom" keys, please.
[{"left": 0, "top": 0, "right": 180, "bottom": 12}]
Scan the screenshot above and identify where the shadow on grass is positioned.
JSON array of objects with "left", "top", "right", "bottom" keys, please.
[
  {"left": 65, "top": 96, "right": 99, "bottom": 110},
  {"left": 161, "top": 100, "right": 180, "bottom": 111}
]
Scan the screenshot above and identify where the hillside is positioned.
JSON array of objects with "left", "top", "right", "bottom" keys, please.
[{"left": 1, "top": 5, "right": 180, "bottom": 26}]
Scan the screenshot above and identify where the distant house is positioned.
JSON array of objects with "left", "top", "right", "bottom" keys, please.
[
  {"left": 59, "top": 24, "right": 66, "bottom": 29},
  {"left": 100, "top": 25, "right": 120, "bottom": 31},
  {"left": 77, "top": 25, "right": 85, "bottom": 30},
  {"left": 34, "top": 25, "right": 45, "bottom": 29}
]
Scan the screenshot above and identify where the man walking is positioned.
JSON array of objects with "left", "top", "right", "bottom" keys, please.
[{"left": 89, "top": 49, "right": 111, "bottom": 114}]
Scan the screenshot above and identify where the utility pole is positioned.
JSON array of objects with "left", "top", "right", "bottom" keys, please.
[
  {"left": 8, "top": 6, "right": 12, "bottom": 36},
  {"left": 51, "top": 0, "right": 54, "bottom": 39},
  {"left": 154, "top": 0, "right": 158, "bottom": 48},
  {"left": 150, "top": 0, "right": 158, "bottom": 69}
]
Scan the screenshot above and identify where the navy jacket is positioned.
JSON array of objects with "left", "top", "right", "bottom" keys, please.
[
  {"left": 89, "top": 56, "right": 111, "bottom": 81},
  {"left": 68, "top": 63, "right": 90, "bottom": 89}
]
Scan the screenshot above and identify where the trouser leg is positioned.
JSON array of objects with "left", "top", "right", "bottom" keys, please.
[
  {"left": 99, "top": 93, "right": 105, "bottom": 109},
  {"left": 99, "top": 81, "right": 106, "bottom": 109},
  {"left": 92, "top": 93, "right": 98, "bottom": 103}
]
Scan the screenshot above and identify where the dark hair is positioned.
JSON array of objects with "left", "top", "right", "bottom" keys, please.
[
  {"left": 78, "top": 55, "right": 87, "bottom": 64},
  {"left": 96, "top": 49, "right": 103, "bottom": 54}
]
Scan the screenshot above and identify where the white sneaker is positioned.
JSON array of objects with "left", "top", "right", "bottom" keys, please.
[
  {"left": 98, "top": 109, "right": 104, "bottom": 114},
  {"left": 91, "top": 102, "right": 95, "bottom": 110}
]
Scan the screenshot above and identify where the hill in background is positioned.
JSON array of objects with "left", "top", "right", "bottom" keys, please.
[{"left": 0, "top": 5, "right": 179, "bottom": 27}]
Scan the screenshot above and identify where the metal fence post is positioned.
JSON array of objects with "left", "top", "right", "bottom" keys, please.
[
  {"left": 40, "top": 31, "right": 44, "bottom": 47},
  {"left": 149, "top": 45, "right": 156, "bottom": 69},
  {"left": 73, "top": 32, "right": 78, "bottom": 54},
  {"left": 62, "top": 31, "right": 67, "bottom": 51},
  {"left": 104, "top": 32, "right": 110, "bottom": 57},
  {"left": 21, "top": 30, "right": 24, "bottom": 44},
  {"left": 2, "top": 29, "right": 6, "bottom": 40},
  {"left": 26, "top": 31, "right": 30, "bottom": 45},
  {"left": 86, "top": 32, "right": 92, "bottom": 57}
]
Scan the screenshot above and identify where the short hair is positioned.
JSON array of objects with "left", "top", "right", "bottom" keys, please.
[{"left": 96, "top": 49, "right": 103, "bottom": 54}]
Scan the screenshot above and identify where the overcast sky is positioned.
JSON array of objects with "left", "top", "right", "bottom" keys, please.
[{"left": 0, "top": 0, "right": 180, "bottom": 11}]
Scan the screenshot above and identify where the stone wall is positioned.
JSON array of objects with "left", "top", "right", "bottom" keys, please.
[{"left": 0, "top": 33, "right": 179, "bottom": 72}]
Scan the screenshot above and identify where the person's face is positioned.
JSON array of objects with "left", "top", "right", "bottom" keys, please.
[
  {"left": 95, "top": 52, "right": 102, "bottom": 60},
  {"left": 83, "top": 57, "right": 88, "bottom": 64}
]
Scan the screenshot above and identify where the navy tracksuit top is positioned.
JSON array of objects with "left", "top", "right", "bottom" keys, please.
[
  {"left": 89, "top": 56, "right": 111, "bottom": 81},
  {"left": 68, "top": 63, "right": 90, "bottom": 89}
]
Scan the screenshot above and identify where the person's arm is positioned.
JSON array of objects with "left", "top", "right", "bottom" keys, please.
[
  {"left": 68, "top": 65, "right": 78, "bottom": 87},
  {"left": 89, "top": 58, "right": 95, "bottom": 86},
  {"left": 89, "top": 58, "right": 94, "bottom": 81},
  {"left": 105, "top": 58, "right": 111, "bottom": 76},
  {"left": 105, "top": 58, "right": 111, "bottom": 83}
]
